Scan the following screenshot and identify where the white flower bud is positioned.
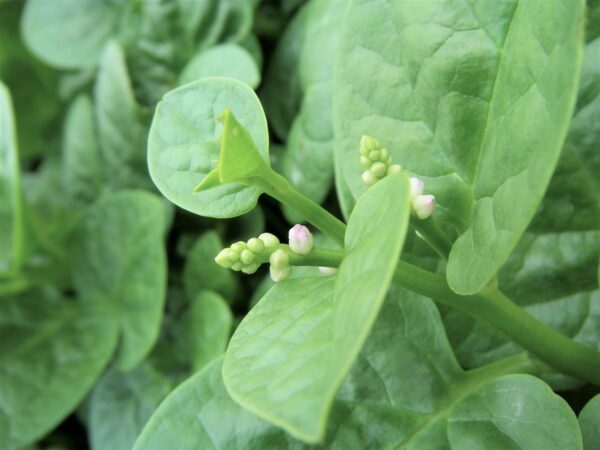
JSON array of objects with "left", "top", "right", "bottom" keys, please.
[
  {"left": 413, "top": 194, "right": 436, "bottom": 219},
  {"left": 288, "top": 224, "right": 313, "bottom": 255},
  {"left": 270, "top": 265, "right": 292, "bottom": 282},
  {"left": 269, "top": 249, "right": 289, "bottom": 269},
  {"left": 362, "top": 170, "right": 377, "bottom": 186},
  {"left": 319, "top": 267, "right": 337, "bottom": 276},
  {"left": 258, "top": 233, "right": 280, "bottom": 252},
  {"left": 409, "top": 177, "right": 424, "bottom": 199}
]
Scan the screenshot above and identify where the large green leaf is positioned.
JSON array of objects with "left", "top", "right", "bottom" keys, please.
[
  {"left": 333, "top": 0, "right": 585, "bottom": 294},
  {"left": 89, "top": 365, "right": 172, "bottom": 450},
  {"left": 183, "top": 230, "right": 239, "bottom": 302},
  {"left": 0, "top": 289, "right": 117, "bottom": 450},
  {"left": 223, "top": 173, "right": 411, "bottom": 442},
  {"left": 148, "top": 78, "right": 269, "bottom": 218},
  {"left": 262, "top": 0, "right": 345, "bottom": 220},
  {"left": 95, "top": 41, "right": 148, "bottom": 190},
  {"left": 579, "top": 394, "right": 600, "bottom": 450},
  {"left": 0, "top": 82, "right": 23, "bottom": 277},
  {"left": 443, "top": 37, "right": 600, "bottom": 388},
  {"left": 21, "top": 0, "right": 122, "bottom": 69},
  {"left": 179, "top": 44, "right": 260, "bottom": 88},
  {"left": 62, "top": 95, "right": 102, "bottom": 205},
  {"left": 135, "top": 286, "right": 582, "bottom": 449},
  {"left": 70, "top": 190, "right": 167, "bottom": 370}
]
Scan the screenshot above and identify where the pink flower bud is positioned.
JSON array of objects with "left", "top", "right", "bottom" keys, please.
[
  {"left": 288, "top": 225, "right": 313, "bottom": 255},
  {"left": 412, "top": 194, "right": 436, "bottom": 220}
]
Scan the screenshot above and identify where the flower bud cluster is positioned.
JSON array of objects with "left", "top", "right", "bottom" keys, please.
[
  {"left": 215, "top": 233, "right": 280, "bottom": 274},
  {"left": 359, "top": 135, "right": 402, "bottom": 186},
  {"left": 409, "top": 177, "right": 435, "bottom": 219}
]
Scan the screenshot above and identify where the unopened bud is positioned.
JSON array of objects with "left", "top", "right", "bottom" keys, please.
[
  {"left": 269, "top": 249, "right": 289, "bottom": 270},
  {"left": 258, "top": 233, "right": 280, "bottom": 252},
  {"left": 409, "top": 177, "right": 424, "bottom": 199},
  {"left": 360, "top": 135, "right": 379, "bottom": 153},
  {"left": 360, "top": 155, "right": 371, "bottom": 168},
  {"left": 270, "top": 265, "right": 292, "bottom": 282},
  {"left": 371, "top": 162, "right": 387, "bottom": 178},
  {"left": 240, "top": 249, "right": 254, "bottom": 265},
  {"left": 230, "top": 241, "right": 245, "bottom": 253},
  {"left": 241, "top": 263, "right": 260, "bottom": 274},
  {"left": 215, "top": 249, "right": 234, "bottom": 268},
  {"left": 362, "top": 170, "right": 377, "bottom": 186},
  {"left": 369, "top": 150, "right": 380, "bottom": 161},
  {"left": 413, "top": 194, "right": 436, "bottom": 219},
  {"left": 288, "top": 224, "right": 313, "bottom": 255},
  {"left": 319, "top": 267, "right": 337, "bottom": 276},
  {"left": 380, "top": 148, "right": 390, "bottom": 162},
  {"left": 231, "top": 262, "right": 243, "bottom": 271},
  {"left": 246, "top": 237, "right": 265, "bottom": 254},
  {"left": 387, "top": 164, "right": 402, "bottom": 175}
]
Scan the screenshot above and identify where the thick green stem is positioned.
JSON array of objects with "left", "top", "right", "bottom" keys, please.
[
  {"left": 395, "top": 259, "right": 600, "bottom": 385},
  {"left": 250, "top": 170, "right": 347, "bottom": 246},
  {"left": 285, "top": 246, "right": 345, "bottom": 267}
]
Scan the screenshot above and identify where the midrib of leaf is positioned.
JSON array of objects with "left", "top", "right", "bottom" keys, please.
[
  {"left": 469, "top": 0, "right": 519, "bottom": 189},
  {"left": 396, "top": 354, "right": 531, "bottom": 449}
]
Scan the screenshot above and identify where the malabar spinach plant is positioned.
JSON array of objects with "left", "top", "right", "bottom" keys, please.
[{"left": 1, "top": 0, "right": 600, "bottom": 449}]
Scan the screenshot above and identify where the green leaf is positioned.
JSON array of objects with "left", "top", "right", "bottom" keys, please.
[
  {"left": 89, "top": 365, "right": 172, "bottom": 450},
  {"left": 183, "top": 230, "right": 239, "bottom": 301},
  {"left": 135, "top": 286, "right": 582, "bottom": 449},
  {"left": 0, "top": 289, "right": 117, "bottom": 449},
  {"left": 222, "top": 173, "right": 411, "bottom": 442},
  {"left": 148, "top": 77, "right": 269, "bottom": 218},
  {"left": 21, "top": 0, "right": 122, "bottom": 69},
  {"left": 62, "top": 95, "right": 102, "bottom": 205},
  {"left": 0, "top": 81, "right": 23, "bottom": 277},
  {"left": 579, "top": 394, "right": 600, "bottom": 450},
  {"left": 262, "top": 0, "right": 345, "bottom": 220},
  {"left": 95, "top": 41, "right": 148, "bottom": 190},
  {"left": 333, "top": 0, "right": 585, "bottom": 294},
  {"left": 442, "top": 37, "right": 600, "bottom": 389},
  {"left": 70, "top": 190, "right": 167, "bottom": 370},
  {"left": 177, "top": 291, "right": 233, "bottom": 372},
  {"left": 179, "top": 44, "right": 260, "bottom": 88}
]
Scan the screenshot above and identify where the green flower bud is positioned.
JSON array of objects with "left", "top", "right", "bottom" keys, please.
[
  {"left": 387, "top": 164, "right": 402, "bottom": 175},
  {"left": 360, "top": 135, "right": 380, "bottom": 153},
  {"left": 215, "top": 249, "right": 234, "bottom": 268},
  {"left": 270, "top": 265, "right": 292, "bottom": 282},
  {"left": 230, "top": 241, "right": 245, "bottom": 253},
  {"left": 371, "top": 162, "right": 387, "bottom": 178},
  {"left": 259, "top": 233, "right": 280, "bottom": 252},
  {"left": 269, "top": 249, "right": 289, "bottom": 269},
  {"left": 231, "top": 262, "right": 243, "bottom": 271},
  {"left": 246, "top": 237, "right": 264, "bottom": 254},
  {"left": 380, "top": 148, "right": 390, "bottom": 162},
  {"left": 241, "top": 263, "right": 260, "bottom": 274},
  {"left": 240, "top": 249, "right": 254, "bottom": 265},
  {"left": 360, "top": 155, "right": 371, "bottom": 168},
  {"left": 369, "top": 150, "right": 380, "bottom": 161}
]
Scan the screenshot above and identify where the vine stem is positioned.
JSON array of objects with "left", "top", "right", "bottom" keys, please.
[
  {"left": 395, "top": 260, "right": 600, "bottom": 385},
  {"left": 249, "top": 170, "right": 347, "bottom": 247}
]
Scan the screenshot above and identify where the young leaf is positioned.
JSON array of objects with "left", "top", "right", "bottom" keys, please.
[
  {"left": 222, "top": 173, "right": 411, "bottom": 442},
  {"left": 135, "top": 286, "right": 582, "bottom": 450},
  {"left": 21, "top": 0, "right": 122, "bottom": 69},
  {"left": 0, "top": 289, "right": 118, "bottom": 449},
  {"left": 70, "top": 190, "right": 167, "bottom": 370},
  {"left": 62, "top": 95, "right": 102, "bottom": 204},
  {"left": 0, "top": 81, "right": 23, "bottom": 277},
  {"left": 579, "top": 394, "right": 600, "bottom": 450},
  {"left": 333, "top": 0, "right": 585, "bottom": 294},
  {"left": 178, "top": 44, "right": 260, "bottom": 88},
  {"left": 95, "top": 41, "right": 148, "bottom": 190},
  {"left": 89, "top": 365, "right": 172, "bottom": 450},
  {"left": 183, "top": 231, "right": 239, "bottom": 302},
  {"left": 178, "top": 291, "right": 233, "bottom": 372},
  {"left": 148, "top": 78, "right": 269, "bottom": 218}
]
